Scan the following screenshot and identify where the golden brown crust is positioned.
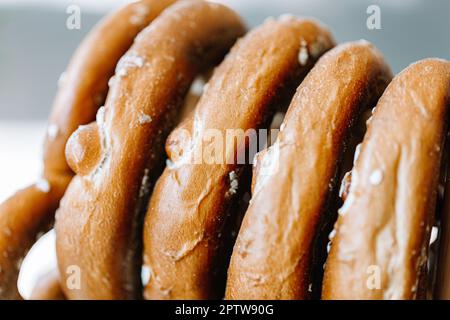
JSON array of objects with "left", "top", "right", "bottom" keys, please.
[
  {"left": 55, "top": 0, "right": 246, "bottom": 300},
  {"left": 44, "top": 0, "right": 177, "bottom": 177},
  {"left": 143, "top": 16, "right": 335, "bottom": 300},
  {"left": 0, "top": 177, "right": 69, "bottom": 300},
  {"left": 322, "top": 58, "right": 450, "bottom": 300},
  {"left": 0, "top": 0, "right": 173, "bottom": 300},
  {"left": 225, "top": 41, "right": 392, "bottom": 300},
  {"left": 29, "top": 270, "right": 65, "bottom": 300}
]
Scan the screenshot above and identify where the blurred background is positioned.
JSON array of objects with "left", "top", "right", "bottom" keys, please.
[{"left": 0, "top": 0, "right": 449, "bottom": 202}]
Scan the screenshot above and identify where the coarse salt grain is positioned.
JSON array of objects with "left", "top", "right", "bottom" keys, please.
[
  {"left": 108, "top": 76, "right": 115, "bottom": 87},
  {"left": 138, "top": 113, "right": 152, "bottom": 124},
  {"left": 117, "top": 68, "right": 128, "bottom": 77},
  {"left": 338, "top": 193, "right": 354, "bottom": 216},
  {"left": 96, "top": 106, "right": 105, "bottom": 125},
  {"left": 328, "top": 229, "right": 337, "bottom": 240},
  {"left": 141, "top": 265, "right": 151, "bottom": 286},
  {"left": 369, "top": 169, "right": 383, "bottom": 186},
  {"left": 430, "top": 226, "right": 438, "bottom": 245},
  {"left": 228, "top": 171, "right": 239, "bottom": 195},
  {"left": 130, "top": 3, "right": 149, "bottom": 25},
  {"left": 116, "top": 54, "right": 145, "bottom": 77},
  {"left": 279, "top": 14, "right": 296, "bottom": 21},
  {"left": 298, "top": 40, "right": 309, "bottom": 66},
  {"left": 190, "top": 78, "right": 205, "bottom": 96},
  {"left": 36, "top": 179, "right": 51, "bottom": 193},
  {"left": 47, "top": 124, "right": 59, "bottom": 140},
  {"left": 57, "top": 72, "right": 67, "bottom": 87}
]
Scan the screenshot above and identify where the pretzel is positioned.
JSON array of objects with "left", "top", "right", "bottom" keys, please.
[
  {"left": 322, "top": 59, "right": 450, "bottom": 299},
  {"left": 55, "top": 0, "right": 246, "bottom": 300},
  {"left": 143, "top": 16, "right": 335, "bottom": 300},
  {"left": 0, "top": 0, "right": 175, "bottom": 300},
  {"left": 225, "top": 41, "right": 392, "bottom": 300}
]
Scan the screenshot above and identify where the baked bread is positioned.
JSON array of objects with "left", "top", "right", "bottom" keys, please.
[
  {"left": 225, "top": 41, "right": 392, "bottom": 300},
  {"left": 55, "top": 0, "right": 246, "bottom": 299},
  {"left": 322, "top": 58, "right": 450, "bottom": 299}
]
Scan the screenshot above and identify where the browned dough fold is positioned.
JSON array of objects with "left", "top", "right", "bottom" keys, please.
[
  {"left": 322, "top": 58, "right": 450, "bottom": 300},
  {"left": 56, "top": 0, "right": 246, "bottom": 299}
]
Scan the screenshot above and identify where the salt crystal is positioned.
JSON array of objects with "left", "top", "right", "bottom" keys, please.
[
  {"left": 430, "top": 226, "right": 438, "bottom": 245},
  {"left": 116, "top": 54, "right": 145, "bottom": 78},
  {"left": 130, "top": 3, "right": 149, "bottom": 25},
  {"left": 298, "top": 40, "right": 309, "bottom": 66},
  {"left": 190, "top": 78, "right": 205, "bottom": 96},
  {"left": 108, "top": 76, "right": 115, "bottom": 87},
  {"left": 166, "top": 159, "right": 174, "bottom": 167},
  {"left": 141, "top": 265, "right": 151, "bottom": 286},
  {"left": 138, "top": 113, "right": 152, "bottom": 124},
  {"left": 279, "top": 14, "right": 296, "bottom": 21},
  {"left": 47, "top": 124, "right": 59, "bottom": 140},
  {"left": 328, "top": 229, "right": 337, "bottom": 240},
  {"left": 339, "top": 171, "right": 351, "bottom": 198},
  {"left": 57, "top": 71, "right": 67, "bottom": 87},
  {"left": 96, "top": 106, "right": 106, "bottom": 125},
  {"left": 36, "top": 179, "right": 51, "bottom": 193},
  {"left": 228, "top": 171, "right": 238, "bottom": 195},
  {"left": 338, "top": 193, "right": 355, "bottom": 216},
  {"left": 369, "top": 169, "right": 383, "bottom": 186},
  {"left": 117, "top": 67, "right": 128, "bottom": 77}
]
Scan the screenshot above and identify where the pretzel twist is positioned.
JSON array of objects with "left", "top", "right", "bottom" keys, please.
[
  {"left": 322, "top": 59, "right": 450, "bottom": 299},
  {"left": 55, "top": 0, "right": 246, "bottom": 299},
  {"left": 0, "top": 0, "right": 174, "bottom": 299}
]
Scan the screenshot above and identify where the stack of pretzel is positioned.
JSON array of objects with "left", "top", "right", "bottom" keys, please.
[{"left": 1, "top": 0, "right": 449, "bottom": 300}]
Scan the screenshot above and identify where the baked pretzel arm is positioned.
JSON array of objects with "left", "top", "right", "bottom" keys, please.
[
  {"left": 225, "top": 41, "right": 392, "bottom": 299},
  {"left": 55, "top": 0, "right": 246, "bottom": 300},
  {"left": 143, "top": 16, "right": 335, "bottom": 300},
  {"left": 0, "top": 0, "right": 175, "bottom": 299},
  {"left": 322, "top": 59, "right": 450, "bottom": 299}
]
